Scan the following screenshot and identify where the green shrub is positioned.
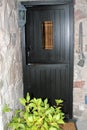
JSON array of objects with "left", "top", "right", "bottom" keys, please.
[{"left": 3, "top": 93, "right": 65, "bottom": 130}]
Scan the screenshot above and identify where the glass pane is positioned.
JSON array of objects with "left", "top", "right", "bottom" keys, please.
[{"left": 42, "top": 21, "right": 53, "bottom": 49}]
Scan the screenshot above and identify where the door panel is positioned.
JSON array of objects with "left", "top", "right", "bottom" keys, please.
[
  {"left": 26, "top": 5, "right": 69, "bottom": 64},
  {"left": 26, "top": 64, "right": 70, "bottom": 115}
]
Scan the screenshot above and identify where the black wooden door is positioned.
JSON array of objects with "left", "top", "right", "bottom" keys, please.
[{"left": 24, "top": 3, "right": 74, "bottom": 119}]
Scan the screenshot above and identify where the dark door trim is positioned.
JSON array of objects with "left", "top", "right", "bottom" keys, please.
[{"left": 21, "top": 0, "right": 74, "bottom": 7}]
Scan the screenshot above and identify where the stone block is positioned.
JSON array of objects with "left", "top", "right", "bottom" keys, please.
[{"left": 73, "top": 81, "right": 85, "bottom": 88}]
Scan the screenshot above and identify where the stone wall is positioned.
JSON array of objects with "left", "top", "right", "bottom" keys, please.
[
  {"left": 74, "top": 0, "right": 87, "bottom": 120},
  {"left": 0, "top": 0, "right": 23, "bottom": 129}
]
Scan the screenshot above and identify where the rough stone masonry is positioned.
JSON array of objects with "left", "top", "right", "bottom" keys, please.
[{"left": 0, "top": 0, "right": 23, "bottom": 129}]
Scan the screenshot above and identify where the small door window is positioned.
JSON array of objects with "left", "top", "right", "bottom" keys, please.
[{"left": 42, "top": 21, "right": 53, "bottom": 50}]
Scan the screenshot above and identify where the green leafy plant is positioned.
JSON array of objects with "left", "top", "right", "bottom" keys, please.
[{"left": 3, "top": 93, "right": 65, "bottom": 130}]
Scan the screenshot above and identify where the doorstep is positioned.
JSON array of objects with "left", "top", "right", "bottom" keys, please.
[
  {"left": 60, "top": 119, "right": 77, "bottom": 130},
  {"left": 62, "top": 122, "right": 77, "bottom": 130}
]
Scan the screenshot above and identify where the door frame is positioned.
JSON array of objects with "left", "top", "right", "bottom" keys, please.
[
  {"left": 21, "top": 0, "right": 74, "bottom": 118},
  {"left": 21, "top": 0, "right": 74, "bottom": 7}
]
